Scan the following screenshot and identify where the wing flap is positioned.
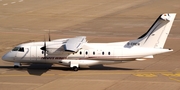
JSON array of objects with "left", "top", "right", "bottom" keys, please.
[{"left": 64, "top": 36, "right": 87, "bottom": 52}]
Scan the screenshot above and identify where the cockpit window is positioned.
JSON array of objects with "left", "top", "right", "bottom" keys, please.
[
  {"left": 12, "top": 47, "right": 20, "bottom": 51},
  {"left": 19, "top": 47, "right": 24, "bottom": 52},
  {"left": 12, "top": 47, "right": 24, "bottom": 52}
]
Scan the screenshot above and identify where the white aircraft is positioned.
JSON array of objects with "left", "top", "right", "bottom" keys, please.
[{"left": 2, "top": 13, "right": 176, "bottom": 71}]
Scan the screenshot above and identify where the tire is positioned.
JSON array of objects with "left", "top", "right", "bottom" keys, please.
[
  {"left": 73, "top": 66, "right": 78, "bottom": 71},
  {"left": 14, "top": 65, "right": 19, "bottom": 68}
]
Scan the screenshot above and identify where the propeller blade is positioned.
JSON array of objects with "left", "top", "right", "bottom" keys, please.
[
  {"left": 48, "top": 30, "right": 51, "bottom": 41},
  {"left": 44, "top": 36, "right": 46, "bottom": 57},
  {"left": 44, "top": 50, "right": 46, "bottom": 58},
  {"left": 40, "top": 36, "right": 46, "bottom": 51},
  {"left": 40, "top": 35, "right": 47, "bottom": 58}
]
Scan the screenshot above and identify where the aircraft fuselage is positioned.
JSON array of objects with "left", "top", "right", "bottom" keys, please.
[{"left": 2, "top": 41, "right": 172, "bottom": 66}]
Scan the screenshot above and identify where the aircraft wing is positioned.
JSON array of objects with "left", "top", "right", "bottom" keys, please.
[{"left": 64, "top": 36, "right": 87, "bottom": 52}]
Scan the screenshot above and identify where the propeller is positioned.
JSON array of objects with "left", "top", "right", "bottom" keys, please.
[
  {"left": 40, "top": 30, "right": 51, "bottom": 58},
  {"left": 40, "top": 36, "right": 47, "bottom": 58},
  {"left": 48, "top": 30, "right": 51, "bottom": 41}
]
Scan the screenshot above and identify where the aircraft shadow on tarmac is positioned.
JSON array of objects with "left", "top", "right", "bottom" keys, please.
[{"left": 0, "top": 64, "right": 140, "bottom": 76}]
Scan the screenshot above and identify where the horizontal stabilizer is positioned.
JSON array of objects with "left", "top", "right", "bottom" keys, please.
[
  {"left": 136, "top": 55, "right": 153, "bottom": 61},
  {"left": 143, "top": 55, "right": 153, "bottom": 58}
]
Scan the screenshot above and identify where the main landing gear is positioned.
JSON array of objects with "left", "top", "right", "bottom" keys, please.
[
  {"left": 72, "top": 66, "right": 79, "bottom": 71},
  {"left": 70, "top": 61, "right": 79, "bottom": 71}
]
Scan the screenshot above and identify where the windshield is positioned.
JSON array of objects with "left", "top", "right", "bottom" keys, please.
[{"left": 12, "top": 47, "right": 24, "bottom": 52}]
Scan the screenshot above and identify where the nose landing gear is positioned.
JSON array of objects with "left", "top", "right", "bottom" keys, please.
[{"left": 14, "top": 62, "right": 21, "bottom": 68}]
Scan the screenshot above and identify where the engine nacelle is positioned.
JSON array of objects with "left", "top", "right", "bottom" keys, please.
[{"left": 46, "top": 44, "right": 64, "bottom": 54}]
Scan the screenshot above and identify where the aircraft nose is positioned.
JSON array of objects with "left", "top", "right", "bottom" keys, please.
[
  {"left": 2, "top": 52, "right": 13, "bottom": 61},
  {"left": 2, "top": 53, "right": 9, "bottom": 61}
]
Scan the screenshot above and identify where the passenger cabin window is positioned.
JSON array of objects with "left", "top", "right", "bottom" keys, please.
[
  {"left": 108, "top": 52, "right": 110, "bottom": 55},
  {"left": 80, "top": 51, "right": 82, "bottom": 55},
  {"left": 12, "top": 47, "right": 24, "bottom": 52},
  {"left": 93, "top": 52, "right": 95, "bottom": 55},
  {"left": 102, "top": 52, "right": 104, "bottom": 55},
  {"left": 85, "top": 51, "right": 88, "bottom": 55}
]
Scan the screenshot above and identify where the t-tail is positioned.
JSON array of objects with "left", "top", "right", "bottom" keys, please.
[{"left": 126, "top": 13, "right": 176, "bottom": 49}]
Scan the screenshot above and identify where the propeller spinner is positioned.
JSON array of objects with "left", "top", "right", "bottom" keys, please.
[{"left": 40, "top": 36, "right": 47, "bottom": 57}]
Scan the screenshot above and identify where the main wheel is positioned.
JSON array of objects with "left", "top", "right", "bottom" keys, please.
[{"left": 72, "top": 66, "right": 78, "bottom": 71}]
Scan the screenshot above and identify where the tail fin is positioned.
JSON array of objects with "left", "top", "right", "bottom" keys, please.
[{"left": 126, "top": 13, "right": 176, "bottom": 48}]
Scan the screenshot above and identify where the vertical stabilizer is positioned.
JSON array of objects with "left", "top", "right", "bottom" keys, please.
[{"left": 126, "top": 13, "right": 176, "bottom": 48}]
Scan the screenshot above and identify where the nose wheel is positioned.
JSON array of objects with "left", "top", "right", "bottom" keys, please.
[
  {"left": 14, "top": 65, "right": 20, "bottom": 68},
  {"left": 14, "top": 62, "right": 21, "bottom": 68}
]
